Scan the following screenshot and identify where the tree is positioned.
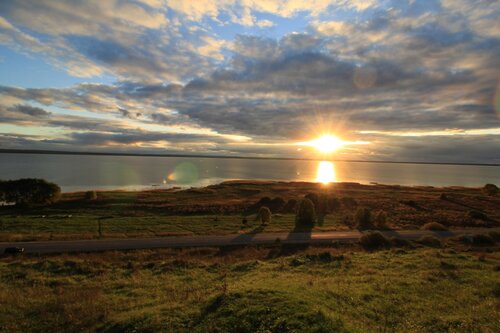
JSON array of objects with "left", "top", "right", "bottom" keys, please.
[
  {"left": 0, "top": 178, "right": 61, "bottom": 206},
  {"left": 295, "top": 198, "right": 316, "bottom": 227},
  {"left": 355, "top": 207, "right": 372, "bottom": 230},
  {"left": 257, "top": 206, "right": 272, "bottom": 225},
  {"left": 483, "top": 184, "right": 498, "bottom": 196}
]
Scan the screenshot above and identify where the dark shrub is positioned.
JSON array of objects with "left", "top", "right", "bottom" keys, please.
[
  {"left": 489, "top": 231, "right": 500, "bottom": 242},
  {"left": 482, "top": 183, "right": 498, "bottom": 196},
  {"left": 421, "top": 222, "right": 448, "bottom": 231},
  {"left": 439, "top": 193, "right": 448, "bottom": 200},
  {"left": 355, "top": 207, "right": 373, "bottom": 230},
  {"left": 327, "top": 196, "right": 341, "bottom": 211},
  {"left": 472, "top": 234, "right": 495, "bottom": 245},
  {"left": 341, "top": 197, "right": 357, "bottom": 208},
  {"left": 257, "top": 206, "right": 272, "bottom": 224},
  {"left": 247, "top": 196, "right": 272, "bottom": 214},
  {"left": 269, "top": 197, "right": 286, "bottom": 213},
  {"left": 391, "top": 237, "right": 413, "bottom": 248},
  {"left": 282, "top": 199, "right": 297, "bottom": 213},
  {"left": 0, "top": 178, "right": 61, "bottom": 206},
  {"left": 359, "top": 231, "right": 391, "bottom": 250},
  {"left": 295, "top": 198, "right": 316, "bottom": 226},
  {"left": 316, "top": 193, "right": 329, "bottom": 215},
  {"left": 85, "top": 190, "right": 97, "bottom": 200},
  {"left": 374, "top": 211, "right": 389, "bottom": 230},
  {"left": 304, "top": 193, "right": 319, "bottom": 207},
  {"left": 417, "top": 236, "right": 442, "bottom": 247},
  {"left": 468, "top": 210, "right": 488, "bottom": 220}
]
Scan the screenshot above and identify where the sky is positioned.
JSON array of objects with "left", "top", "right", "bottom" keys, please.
[{"left": 0, "top": 0, "right": 499, "bottom": 163}]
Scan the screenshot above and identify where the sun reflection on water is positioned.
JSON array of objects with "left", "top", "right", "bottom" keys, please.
[{"left": 316, "top": 161, "right": 336, "bottom": 184}]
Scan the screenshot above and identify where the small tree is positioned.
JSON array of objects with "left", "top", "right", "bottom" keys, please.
[
  {"left": 483, "top": 184, "right": 498, "bottom": 196},
  {"left": 257, "top": 206, "right": 272, "bottom": 225},
  {"left": 85, "top": 190, "right": 97, "bottom": 200},
  {"left": 355, "top": 207, "right": 372, "bottom": 230},
  {"left": 0, "top": 178, "right": 61, "bottom": 206},
  {"left": 295, "top": 198, "right": 316, "bottom": 227},
  {"left": 374, "top": 211, "right": 389, "bottom": 230}
]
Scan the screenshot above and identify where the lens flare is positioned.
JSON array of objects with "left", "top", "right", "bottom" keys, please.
[{"left": 316, "top": 161, "right": 336, "bottom": 184}]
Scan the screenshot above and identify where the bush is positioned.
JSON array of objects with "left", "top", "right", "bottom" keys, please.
[
  {"left": 341, "top": 197, "right": 357, "bottom": 208},
  {"left": 327, "top": 196, "right": 341, "bottom": 211},
  {"left": 417, "top": 236, "right": 442, "bottom": 247},
  {"left": 482, "top": 183, "right": 498, "bottom": 196},
  {"left": 0, "top": 178, "right": 61, "bottom": 206},
  {"left": 374, "top": 211, "right": 389, "bottom": 229},
  {"left": 391, "top": 237, "right": 413, "bottom": 248},
  {"left": 468, "top": 210, "right": 488, "bottom": 220},
  {"left": 282, "top": 199, "right": 297, "bottom": 213},
  {"left": 304, "top": 193, "right": 319, "bottom": 207},
  {"left": 421, "top": 222, "right": 448, "bottom": 231},
  {"left": 85, "top": 190, "right": 97, "bottom": 200},
  {"left": 269, "top": 197, "right": 285, "bottom": 213},
  {"left": 295, "top": 198, "right": 316, "bottom": 226},
  {"left": 257, "top": 206, "right": 272, "bottom": 225},
  {"left": 472, "top": 234, "right": 495, "bottom": 245},
  {"left": 355, "top": 207, "right": 373, "bottom": 230},
  {"left": 359, "top": 231, "right": 392, "bottom": 250},
  {"left": 316, "top": 194, "right": 329, "bottom": 215}
]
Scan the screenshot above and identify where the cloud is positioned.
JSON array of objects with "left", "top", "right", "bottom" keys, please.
[
  {"left": 0, "top": 1, "right": 499, "bottom": 163},
  {"left": 9, "top": 104, "right": 51, "bottom": 117}
]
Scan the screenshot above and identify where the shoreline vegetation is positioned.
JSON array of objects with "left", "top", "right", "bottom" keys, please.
[
  {"left": 0, "top": 180, "right": 498, "bottom": 242},
  {"left": 1, "top": 148, "right": 499, "bottom": 167}
]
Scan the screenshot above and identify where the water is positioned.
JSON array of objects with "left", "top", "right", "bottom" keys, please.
[{"left": 0, "top": 153, "right": 498, "bottom": 192}]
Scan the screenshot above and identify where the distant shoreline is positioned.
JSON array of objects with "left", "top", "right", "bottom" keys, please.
[{"left": 0, "top": 148, "right": 499, "bottom": 167}]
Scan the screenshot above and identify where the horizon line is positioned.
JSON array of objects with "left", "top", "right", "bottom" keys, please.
[{"left": 0, "top": 148, "right": 499, "bottom": 167}]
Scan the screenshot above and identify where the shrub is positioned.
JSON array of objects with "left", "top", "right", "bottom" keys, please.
[
  {"left": 468, "top": 210, "right": 488, "bottom": 220},
  {"left": 0, "top": 178, "right": 61, "bottom": 206},
  {"left": 341, "top": 197, "right": 357, "bottom": 208},
  {"left": 85, "top": 190, "right": 97, "bottom": 200},
  {"left": 472, "top": 234, "right": 495, "bottom": 245},
  {"left": 421, "top": 222, "right": 448, "bottom": 231},
  {"left": 417, "top": 236, "right": 442, "bottom": 247},
  {"left": 295, "top": 198, "right": 316, "bottom": 226},
  {"left": 316, "top": 193, "right": 329, "bottom": 215},
  {"left": 304, "top": 193, "right": 319, "bottom": 207},
  {"left": 391, "top": 237, "right": 413, "bottom": 248},
  {"left": 257, "top": 206, "right": 272, "bottom": 225},
  {"left": 359, "top": 231, "right": 392, "bottom": 250},
  {"left": 482, "top": 183, "right": 498, "bottom": 196},
  {"left": 327, "top": 196, "right": 341, "bottom": 211},
  {"left": 282, "top": 199, "right": 297, "bottom": 213},
  {"left": 374, "top": 211, "right": 389, "bottom": 229},
  {"left": 355, "top": 207, "right": 373, "bottom": 230},
  {"left": 269, "top": 197, "right": 286, "bottom": 213}
]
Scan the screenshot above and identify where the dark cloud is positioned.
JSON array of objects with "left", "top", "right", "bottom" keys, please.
[{"left": 9, "top": 104, "right": 51, "bottom": 117}]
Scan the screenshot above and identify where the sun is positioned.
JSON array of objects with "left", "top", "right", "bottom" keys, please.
[{"left": 304, "top": 134, "right": 346, "bottom": 153}]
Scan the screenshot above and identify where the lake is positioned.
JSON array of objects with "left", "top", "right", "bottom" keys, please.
[{"left": 0, "top": 153, "right": 498, "bottom": 192}]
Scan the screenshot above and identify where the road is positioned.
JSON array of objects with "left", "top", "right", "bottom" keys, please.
[{"left": 0, "top": 228, "right": 498, "bottom": 254}]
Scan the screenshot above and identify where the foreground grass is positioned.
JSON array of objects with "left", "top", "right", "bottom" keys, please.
[{"left": 0, "top": 243, "right": 498, "bottom": 332}]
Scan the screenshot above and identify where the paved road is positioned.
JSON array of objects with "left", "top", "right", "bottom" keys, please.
[{"left": 1, "top": 228, "right": 498, "bottom": 254}]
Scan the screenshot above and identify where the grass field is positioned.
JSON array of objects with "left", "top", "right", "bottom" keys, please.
[
  {"left": 1, "top": 181, "right": 498, "bottom": 242},
  {"left": 0, "top": 240, "right": 498, "bottom": 332}
]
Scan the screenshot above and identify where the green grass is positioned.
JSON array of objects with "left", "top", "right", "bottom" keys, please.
[
  {"left": 0, "top": 213, "right": 349, "bottom": 241},
  {"left": 0, "top": 245, "right": 498, "bottom": 332}
]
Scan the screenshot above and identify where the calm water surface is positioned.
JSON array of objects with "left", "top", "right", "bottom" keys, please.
[{"left": 0, "top": 153, "right": 498, "bottom": 192}]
